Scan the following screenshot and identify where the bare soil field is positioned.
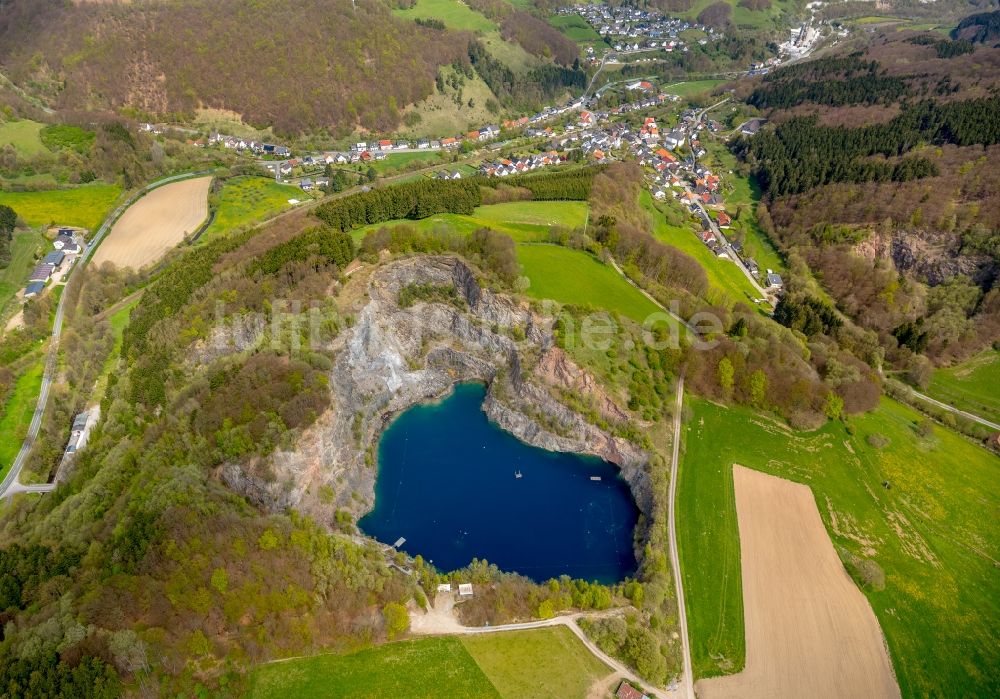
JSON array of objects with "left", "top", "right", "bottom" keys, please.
[
  {"left": 696, "top": 465, "right": 900, "bottom": 699},
  {"left": 92, "top": 177, "right": 211, "bottom": 269}
]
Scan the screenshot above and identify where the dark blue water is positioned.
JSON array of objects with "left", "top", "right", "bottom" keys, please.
[{"left": 359, "top": 383, "right": 639, "bottom": 583}]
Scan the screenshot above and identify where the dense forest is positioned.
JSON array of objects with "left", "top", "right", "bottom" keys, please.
[
  {"left": 0, "top": 0, "right": 468, "bottom": 135},
  {"left": 733, "top": 96, "right": 1000, "bottom": 196},
  {"left": 953, "top": 10, "right": 1000, "bottom": 43},
  {"left": 314, "top": 179, "right": 483, "bottom": 232}
]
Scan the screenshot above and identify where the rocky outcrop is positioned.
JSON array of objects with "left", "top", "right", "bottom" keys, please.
[
  {"left": 223, "top": 256, "right": 652, "bottom": 538},
  {"left": 854, "top": 230, "right": 996, "bottom": 287}
]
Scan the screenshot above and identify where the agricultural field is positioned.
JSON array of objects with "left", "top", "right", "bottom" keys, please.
[
  {"left": 549, "top": 13, "right": 603, "bottom": 44},
  {"left": 93, "top": 176, "right": 211, "bottom": 269},
  {"left": 642, "top": 192, "right": 761, "bottom": 307},
  {"left": 677, "top": 397, "right": 1000, "bottom": 697},
  {"left": 0, "top": 356, "right": 44, "bottom": 481},
  {"left": 925, "top": 350, "right": 1000, "bottom": 424},
  {"left": 676, "top": 0, "right": 804, "bottom": 31},
  {"left": 696, "top": 466, "right": 898, "bottom": 699},
  {"left": 249, "top": 627, "right": 610, "bottom": 699},
  {"left": 199, "top": 176, "right": 301, "bottom": 242},
  {"left": 0, "top": 183, "right": 122, "bottom": 232},
  {"left": 0, "top": 119, "right": 46, "bottom": 157},
  {"left": 352, "top": 200, "right": 588, "bottom": 243},
  {"left": 517, "top": 244, "right": 663, "bottom": 324}
]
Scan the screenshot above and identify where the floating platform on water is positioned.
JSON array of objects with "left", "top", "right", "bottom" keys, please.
[
  {"left": 590, "top": 476, "right": 602, "bottom": 481},
  {"left": 392, "top": 537, "right": 406, "bottom": 548}
]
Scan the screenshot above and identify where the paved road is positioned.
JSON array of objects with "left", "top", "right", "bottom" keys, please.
[
  {"left": 0, "top": 171, "right": 213, "bottom": 499},
  {"left": 907, "top": 388, "right": 1000, "bottom": 432},
  {"left": 666, "top": 376, "right": 694, "bottom": 699}
]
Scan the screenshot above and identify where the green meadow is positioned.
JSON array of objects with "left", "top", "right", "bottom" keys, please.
[
  {"left": 352, "top": 200, "right": 589, "bottom": 243},
  {"left": 0, "top": 183, "right": 122, "bottom": 232},
  {"left": 394, "top": 0, "right": 495, "bottom": 33},
  {"left": 517, "top": 244, "right": 662, "bottom": 324},
  {"left": 250, "top": 627, "right": 610, "bottom": 699},
  {"left": 0, "top": 120, "right": 47, "bottom": 157},
  {"left": 678, "top": 396, "right": 1000, "bottom": 697},
  {"left": 926, "top": 350, "right": 1000, "bottom": 424},
  {"left": 663, "top": 80, "right": 729, "bottom": 99},
  {"left": 200, "top": 176, "right": 301, "bottom": 242}
]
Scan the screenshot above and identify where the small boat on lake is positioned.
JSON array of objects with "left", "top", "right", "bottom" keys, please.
[{"left": 515, "top": 471, "right": 523, "bottom": 479}]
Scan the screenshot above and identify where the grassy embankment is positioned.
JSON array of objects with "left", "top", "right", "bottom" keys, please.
[
  {"left": 641, "top": 191, "right": 760, "bottom": 308},
  {"left": 250, "top": 627, "right": 609, "bottom": 699},
  {"left": 0, "top": 183, "right": 122, "bottom": 232},
  {"left": 0, "top": 358, "right": 44, "bottom": 481},
  {"left": 662, "top": 80, "right": 729, "bottom": 99},
  {"left": 677, "top": 396, "right": 1000, "bottom": 697},
  {"left": 925, "top": 350, "right": 1000, "bottom": 424},
  {"left": 199, "top": 176, "right": 302, "bottom": 242}
]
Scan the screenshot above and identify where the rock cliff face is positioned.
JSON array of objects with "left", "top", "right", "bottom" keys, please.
[
  {"left": 220, "top": 256, "right": 653, "bottom": 537},
  {"left": 854, "top": 230, "right": 996, "bottom": 287}
]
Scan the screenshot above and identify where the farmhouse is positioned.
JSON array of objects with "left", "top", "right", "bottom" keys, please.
[
  {"left": 23, "top": 281, "right": 44, "bottom": 299},
  {"left": 616, "top": 681, "right": 650, "bottom": 699},
  {"left": 42, "top": 250, "right": 66, "bottom": 270},
  {"left": 766, "top": 270, "right": 784, "bottom": 289}
]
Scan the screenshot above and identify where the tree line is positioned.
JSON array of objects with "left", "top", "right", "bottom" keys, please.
[
  {"left": 0, "top": 204, "right": 15, "bottom": 268},
  {"left": 314, "top": 179, "right": 483, "bottom": 232}
]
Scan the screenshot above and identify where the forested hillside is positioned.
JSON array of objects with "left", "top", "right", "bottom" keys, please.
[
  {"left": 731, "top": 31, "right": 1000, "bottom": 381},
  {"left": 0, "top": 0, "right": 469, "bottom": 135}
]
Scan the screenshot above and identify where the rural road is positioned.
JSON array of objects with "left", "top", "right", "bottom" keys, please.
[
  {"left": 409, "top": 603, "right": 675, "bottom": 699},
  {"left": 667, "top": 376, "right": 695, "bottom": 699},
  {"left": 606, "top": 255, "right": 699, "bottom": 337},
  {"left": 907, "top": 388, "right": 1000, "bottom": 431},
  {"left": 0, "top": 170, "right": 213, "bottom": 500}
]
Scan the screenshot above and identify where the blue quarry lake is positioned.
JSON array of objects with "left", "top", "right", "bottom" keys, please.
[{"left": 359, "top": 383, "right": 639, "bottom": 583}]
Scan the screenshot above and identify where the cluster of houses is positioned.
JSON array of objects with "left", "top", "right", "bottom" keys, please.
[
  {"left": 562, "top": 3, "right": 722, "bottom": 56},
  {"left": 24, "top": 228, "right": 81, "bottom": 299},
  {"left": 206, "top": 132, "right": 292, "bottom": 157},
  {"left": 477, "top": 151, "right": 566, "bottom": 177}
]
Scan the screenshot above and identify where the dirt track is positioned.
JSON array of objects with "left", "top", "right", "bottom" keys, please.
[
  {"left": 92, "top": 176, "right": 211, "bottom": 269},
  {"left": 696, "top": 466, "right": 900, "bottom": 699}
]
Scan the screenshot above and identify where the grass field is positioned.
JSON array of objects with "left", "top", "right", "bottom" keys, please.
[
  {"left": 678, "top": 396, "right": 1000, "bottom": 697},
  {"left": 642, "top": 192, "right": 760, "bottom": 307},
  {"left": 0, "top": 230, "right": 44, "bottom": 315},
  {"left": 549, "top": 14, "right": 603, "bottom": 43},
  {"left": 352, "top": 200, "right": 589, "bottom": 243},
  {"left": 250, "top": 627, "right": 609, "bottom": 699},
  {"left": 0, "top": 357, "right": 44, "bottom": 481},
  {"left": 251, "top": 636, "right": 497, "bottom": 699},
  {"left": 371, "top": 151, "right": 449, "bottom": 175},
  {"left": 517, "top": 244, "right": 663, "bottom": 324},
  {"left": 663, "top": 80, "right": 729, "bottom": 99},
  {"left": 459, "top": 627, "right": 610, "bottom": 699},
  {"left": 926, "top": 350, "right": 1000, "bottom": 424},
  {"left": 0, "top": 184, "right": 122, "bottom": 232},
  {"left": 199, "top": 176, "right": 301, "bottom": 242},
  {"left": 394, "top": 0, "right": 495, "bottom": 32},
  {"left": 0, "top": 120, "right": 47, "bottom": 157}
]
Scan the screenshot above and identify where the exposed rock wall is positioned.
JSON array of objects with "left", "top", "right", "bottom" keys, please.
[{"left": 221, "top": 256, "right": 653, "bottom": 539}]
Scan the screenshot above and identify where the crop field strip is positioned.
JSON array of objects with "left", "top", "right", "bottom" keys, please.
[{"left": 678, "top": 396, "right": 1000, "bottom": 697}]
